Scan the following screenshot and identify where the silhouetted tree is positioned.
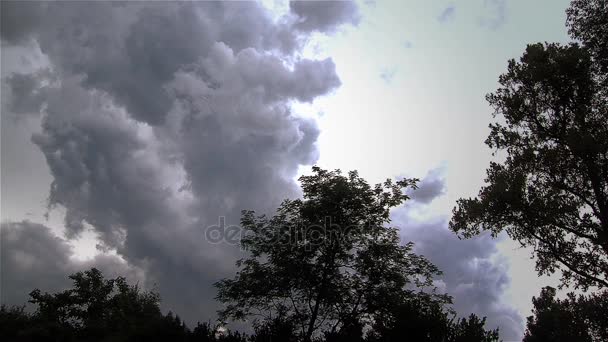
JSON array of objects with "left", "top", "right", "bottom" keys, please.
[
  {"left": 366, "top": 295, "right": 499, "bottom": 342},
  {"left": 450, "top": 0, "right": 608, "bottom": 290},
  {"left": 567, "top": 0, "right": 608, "bottom": 85},
  {"left": 249, "top": 311, "right": 300, "bottom": 342},
  {"left": 575, "top": 290, "right": 608, "bottom": 341},
  {"left": 216, "top": 166, "right": 448, "bottom": 341},
  {"left": 1, "top": 261, "right": 501, "bottom": 341},
  {"left": 0, "top": 305, "right": 35, "bottom": 341},
  {"left": 190, "top": 321, "right": 248, "bottom": 342},
  {"left": 523, "top": 287, "right": 590, "bottom": 342},
  {"left": 523, "top": 286, "right": 608, "bottom": 342},
  {"left": 449, "top": 314, "right": 500, "bottom": 342},
  {"left": 366, "top": 294, "right": 452, "bottom": 342},
  {"left": 0, "top": 268, "right": 192, "bottom": 341}
]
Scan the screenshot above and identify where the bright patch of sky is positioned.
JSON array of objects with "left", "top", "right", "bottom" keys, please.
[{"left": 289, "top": 0, "right": 571, "bottom": 331}]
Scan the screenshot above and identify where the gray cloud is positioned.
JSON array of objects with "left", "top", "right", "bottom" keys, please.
[
  {"left": 3, "top": 70, "right": 50, "bottom": 116},
  {"left": 395, "top": 172, "right": 524, "bottom": 341},
  {"left": 1, "top": 221, "right": 144, "bottom": 308},
  {"left": 1, "top": 1, "right": 327, "bottom": 126},
  {"left": 290, "top": 0, "right": 360, "bottom": 32},
  {"left": 407, "top": 168, "right": 446, "bottom": 204},
  {"left": 0, "top": 1, "right": 43, "bottom": 44},
  {"left": 1, "top": 0, "right": 356, "bottom": 325},
  {"left": 437, "top": 4, "right": 456, "bottom": 24}
]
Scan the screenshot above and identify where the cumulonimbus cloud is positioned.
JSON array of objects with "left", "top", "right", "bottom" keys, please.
[{"left": 1, "top": 0, "right": 357, "bottom": 323}]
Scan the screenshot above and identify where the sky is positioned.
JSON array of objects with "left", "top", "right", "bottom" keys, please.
[{"left": 0, "top": 1, "right": 574, "bottom": 341}]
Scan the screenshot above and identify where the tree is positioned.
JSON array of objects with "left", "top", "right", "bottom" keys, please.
[
  {"left": 567, "top": 0, "right": 608, "bottom": 84},
  {"left": 0, "top": 268, "right": 193, "bottom": 341},
  {"left": 0, "top": 305, "right": 35, "bottom": 341},
  {"left": 249, "top": 313, "right": 300, "bottom": 342},
  {"left": 450, "top": 0, "right": 608, "bottom": 290},
  {"left": 449, "top": 314, "right": 500, "bottom": 342},
  {"left": 215, "top": 166, "right": 448, "bottom": 342},
  {"left": 366, "top": 295, "right": 499, "bottom": 342},
  {"left": 523, "top": 286, "right": 608, "bottom": 342},
  {"left": 366, "top": 294, "right": 452, "bottom": 342},
  {"left": 28, "top": 268, "right": 184, "bottom": 341}
]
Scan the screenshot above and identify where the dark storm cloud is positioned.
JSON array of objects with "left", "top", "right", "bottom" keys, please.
[
  {"left": 1, "top": 0, "right": 356, "bottom": 325},
  {"left": 0, "top": 1, "right": 43, "bottom": 44},
  {"left": 394, "top": 172, "right": 524, "bottom": 341},
  {"left": 4, "top": 70, "right": 50, "bottom": 116},
  {"left": 1, "top": 1, "right": 327, "bottom": 125}
]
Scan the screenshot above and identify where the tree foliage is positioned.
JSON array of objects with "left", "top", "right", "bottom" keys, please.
[
  {"left": 450, "top": 0, "right": 608, "bottom": 290},
  {"left": 216, "top": 166, "right": 448, "bottom": 341},
  {"left": 567, "top": 0, "right": 608, "bottom": 84},
  {"left": 0, "top": 268, "right": 245, "bottom": 342},
  {"left": 366, "top": 294, "right": 500, "bottom": 342},
  {"left": 214, "top": 166, "right": 505, "bottom": 341},
  {"left": 0, "top": 268, "right": 194, "bottom": 341},
  {"left": 523, "top": 286, "right": 608, "bottom": 342},
  {"left": 0, "top": 263, "right": 501, "bottom": 342}
]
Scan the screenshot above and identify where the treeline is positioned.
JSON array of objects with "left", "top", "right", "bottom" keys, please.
[{"left": 0, "top": 268, "right": 498, "bottom": 342}]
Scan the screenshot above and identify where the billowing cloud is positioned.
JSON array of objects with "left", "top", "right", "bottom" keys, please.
[
  {"left": 1, "top": 0, "right": 356, "bottom": 324},
  {"left": 395, "top": 171, "right": 524, "bottom": 341}
]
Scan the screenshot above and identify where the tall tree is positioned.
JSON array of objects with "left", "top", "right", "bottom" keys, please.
[
  {"left": 215, "top": 166, "right": 448, "bottom": 342},
  {"left": 450, "top": 0, "right": 608, "bottom": 290}
]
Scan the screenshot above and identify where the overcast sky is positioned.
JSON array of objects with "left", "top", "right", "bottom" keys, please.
[{"left": 1, "top": 1, "right": 573, "bottom": 341}]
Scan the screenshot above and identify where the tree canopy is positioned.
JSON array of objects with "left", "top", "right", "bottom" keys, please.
[
  {"left": 0, "top": 268, "right": 193, "bottom": 341},
  {"left": 216, "top": 166, "right": 450, "bottom": 341},
  {"left": 1, "top": 259, "right": 500, "bottom": 341},
  {"left": 523, "top": 286, "right": 608, "bottom": 342},
  {"left": 567, "top": 0, "right": 608, "bottom": 84},
  {"left": 450, "top": 0, "right": 608, "bottom": 290},
  {"left": 214, "top": 166, "right": 502, "bottom": 341}
]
